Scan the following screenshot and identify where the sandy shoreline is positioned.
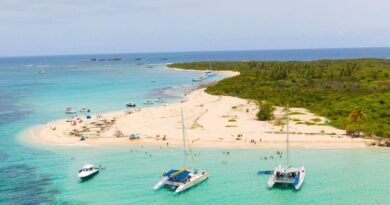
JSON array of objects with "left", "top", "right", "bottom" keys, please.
[{"left": 23, "top": 69, "right": 375, "bottom": 149}]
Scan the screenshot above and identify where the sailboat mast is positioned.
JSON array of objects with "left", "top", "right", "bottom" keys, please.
[
  {"left": 181, "top": 109, "right": 188, "bottom": 168},
  {"left": 286, "top": 107, "right": 290, "bottom": 168}
]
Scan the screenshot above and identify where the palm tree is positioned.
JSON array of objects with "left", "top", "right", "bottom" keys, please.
[{"left": 347, "top": 109, "right": 367, "bottom": 137}]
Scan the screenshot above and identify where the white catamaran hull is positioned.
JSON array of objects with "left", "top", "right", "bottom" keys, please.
[
  {"left": 175, "top": 172, "right": 208, "bottom": 193},
  {"left": 294, "top": 167, "right": 305, "bottom": 190},
  {"left": 154, "top": 172, "right": 208, "bottom": 193},
  {"left": 153, "top": 176, "right": 169, "bottom": 190}
]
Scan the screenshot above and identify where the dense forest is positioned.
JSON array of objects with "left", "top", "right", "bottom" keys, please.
[{"left": 168, "top": 59, "right": 390, "bottom": 138}]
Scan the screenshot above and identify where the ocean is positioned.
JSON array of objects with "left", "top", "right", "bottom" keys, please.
[{"left": 1, "top": 48, "right": 390, "bottom": 204}]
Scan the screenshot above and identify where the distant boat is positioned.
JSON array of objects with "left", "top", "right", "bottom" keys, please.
[
  {"left": 267, "top": 108, "right": 305, "bottom": 190},
  {"left": 78, "top": 164, "right": 101, "bottom": 181},
  {"left": 126, "top": 102, "right": 136, "bottom": 107},
  {"left": 154, "top": 109, "right": 208, "bottom": 193},
  {"left": 154, "top": 98, "right": 166, "bottom": 103},
  {"left": 204, "top": 61, "right": 217, "bottom": 77},
  {"left": 192, "top": 73, "right": 208, "bottom": 82},
  {"left": 143, "top": 100, "right": 154, "bottom": 105},
  {"left": 79, "top": 106, "right": 90, "bottom": 113},
  {"left": 38, "top": 69, "right": 45, "bottom": 74},
  {"left": 65, "top": 107, "right": 77, "bottom": 114},
  {"left": 107, "top": 58, "right": 122, "bottom": 61},
  {"left": 204, "top": 71, "right": 217, "bottom": 77}
]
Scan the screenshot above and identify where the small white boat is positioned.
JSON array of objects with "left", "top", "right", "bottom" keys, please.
[
  {"left": 154, "top": 109, "right": 208, "bottom": 193},
  {"left": 144, "top": 100, "right": 154, "bottom": 105},
  {"left": 79, "top": 106, "right": 90, "bottom": 113},
  {"left": 126, "top": 102, "right": 136, "bottom": 107},
  {"left": 204, "top": 71, "right": 217, "bottom": 77},
  {"left": 78, "top": 164, "right": 100, "bottom": 180},
  {"left": 154, "top": 98, "right": 166, "bottom": 103},
  {"left": 65, "top": 107, "right": 76, "bottom": 114},
  {"left": 192, "top": 73, "right": 208, "bottom": 82},
  {"left": 204, "top": 62, "right": 217, "bottom": 77},
  {"left": 267, "top": 108, "right": 305, "bottom": 190},
  {"left": 38, "top": 69, "right": 45, "bottom": 74}
]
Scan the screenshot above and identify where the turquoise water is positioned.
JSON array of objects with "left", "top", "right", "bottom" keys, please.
[{"left": 1, "top": 49, "right": 390, "bottom": 204}]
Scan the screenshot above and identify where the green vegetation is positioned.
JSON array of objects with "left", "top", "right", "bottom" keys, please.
[
  {"left": 256, "top": 102, "right": 275, "bottom": 121},
  {"left": 169, "top": 59, "right": 390, "bottom": 138}
]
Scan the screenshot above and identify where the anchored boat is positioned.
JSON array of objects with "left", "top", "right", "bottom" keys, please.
[
  {"left": 154, "top": 109, "right": 208, "bottom": 193},
  {"left": 126, "top": 102, "right": 136, "bottom": 107},
  {"left": 204, "top": 61, "right": 217, "bottom": 77},
  {"left": 267, "top": 107, "right": 305, "bottom": 190},
  {"left": 192, "top": 73, "right": 208, "bottom": 82},
  {"left": 79, "top": 106, "right": 90, "bottom": 113},
  {"left": 65, "top": 107, "right": 77, "bottom": 114},
  {"left": 78, "top": 164, "right": 101, "bottom": 181},
  {"left": 143, "top": 100, "right": 154, "bottom": 105}
]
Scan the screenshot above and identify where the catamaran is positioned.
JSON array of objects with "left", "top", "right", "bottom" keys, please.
[
  {"left": 154, "top": 109, "right": 208, "bottom": 193},
  {"left": 267, "top": 108, "right": 305, "bottom": 190}
]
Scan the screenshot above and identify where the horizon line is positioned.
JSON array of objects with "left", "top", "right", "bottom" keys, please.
[{"left": 1, "top": 46, "right": 390, "bottom": 59}]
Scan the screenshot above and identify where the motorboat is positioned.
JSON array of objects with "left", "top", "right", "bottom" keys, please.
[
  {"left": 154, "top": 109, "right": 208, "bottom": 193},
  {"left": 126, "top": 102, "right": 136, "bottom": 107},
  {"left": 65, "top": 107, "right": 77, "bottom": 114},
  {"left": 79, "top": 106, "right": 90, "bottom": 113},
  {"left": 78, "top": 164, "right": 100, "bottom": 180},
  {"left": 38, "top": 69, "right": 45, "bottom": 74},
  {"left": 144, "top": 100, "right": 154, "bottom": 105},
  {"left": 267, "top": 108, "right": 306, "bottom": 190}
]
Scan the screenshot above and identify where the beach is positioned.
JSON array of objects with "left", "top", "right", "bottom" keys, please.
[{"left": 25, "top": 70, "right": 373, "bottom": 149}]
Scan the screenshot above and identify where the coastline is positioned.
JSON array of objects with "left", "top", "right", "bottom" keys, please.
[{"left": 22, "top": 69, "right": 375, "bottom": 149}]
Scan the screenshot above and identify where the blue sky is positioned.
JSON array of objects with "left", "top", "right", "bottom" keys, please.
[{"left": 1, "top": 0, "right": 390, "bottom": 57}]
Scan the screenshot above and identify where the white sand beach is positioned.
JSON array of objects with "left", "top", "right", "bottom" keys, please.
[{"left": 25, "top": 69, "right": 374, "bottom": 149}]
